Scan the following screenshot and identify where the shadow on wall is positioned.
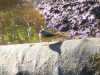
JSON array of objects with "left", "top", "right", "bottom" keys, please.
[
  {"left": 58, "top": 67, "right": 63, "bottom": 75},
  {"left": 16, "top": 71, "right": 30, "bottom": 75},
  {"left": 49, "top": 41, "right": 63, "bottom": 55}
]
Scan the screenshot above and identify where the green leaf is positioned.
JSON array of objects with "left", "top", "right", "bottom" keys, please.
[{"left": 18, "top": 33, "right": 25, "bottom": 41}]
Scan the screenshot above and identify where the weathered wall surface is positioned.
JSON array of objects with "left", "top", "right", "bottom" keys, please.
[{"left": 0, "top": 38, "right": 100, "bottom": 75}]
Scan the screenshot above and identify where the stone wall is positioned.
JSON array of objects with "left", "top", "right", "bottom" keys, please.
[{"left": 0, "top": 38, "right": 100, "bottom": 75}]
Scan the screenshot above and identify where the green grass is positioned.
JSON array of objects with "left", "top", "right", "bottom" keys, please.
[{"left": 0, "top": 3, "right": 46, "bottom": 44}]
